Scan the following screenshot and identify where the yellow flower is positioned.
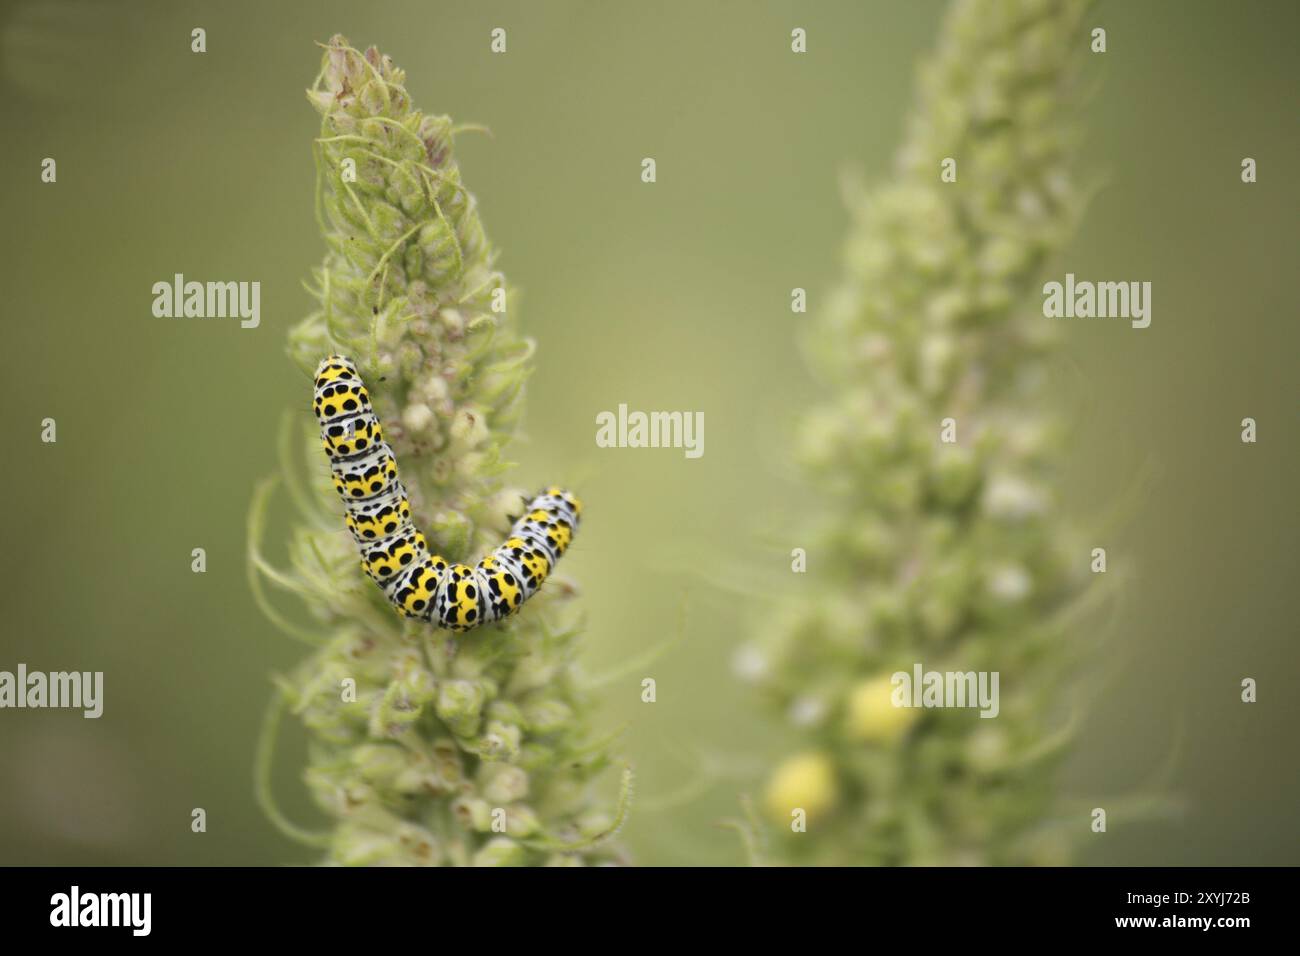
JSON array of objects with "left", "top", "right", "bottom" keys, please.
[
  {"left": 844, "top": 675, "right": 918, "bottom": 743},
  {"left": 764, "top": 751, "right": 838, "bottom": 824}
]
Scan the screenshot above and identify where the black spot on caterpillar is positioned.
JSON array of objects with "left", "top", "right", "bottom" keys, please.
[{"left": 313, "top": 355, "right": 581, "bottom": 631}]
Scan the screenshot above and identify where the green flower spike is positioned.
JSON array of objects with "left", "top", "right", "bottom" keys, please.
[
  {"left": 252, "top": 35, "right": 630, "bottom": 866},
  {"left": 745, "top": 0, "right": 1102, "bottom": 866}
]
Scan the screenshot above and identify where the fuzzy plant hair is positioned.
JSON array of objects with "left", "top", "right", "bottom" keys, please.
[
  {"left": 741, "top": 0, "right": 1107, "bottom": 865},
  {"left": 250, "top": 35, "right": 630, "bottom": 866}
]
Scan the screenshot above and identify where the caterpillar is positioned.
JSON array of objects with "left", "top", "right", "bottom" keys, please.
[{"left": 312, "top": 355, "right": 581, "bottom": 632}]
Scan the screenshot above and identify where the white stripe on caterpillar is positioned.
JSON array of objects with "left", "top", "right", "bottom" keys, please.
[{"left": 313, "top": 355, "right": 582, "bottom": 631}]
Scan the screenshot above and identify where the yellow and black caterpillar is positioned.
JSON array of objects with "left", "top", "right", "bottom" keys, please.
[{"left": 312, "top": 355, "right": 581, "bottom": 631}]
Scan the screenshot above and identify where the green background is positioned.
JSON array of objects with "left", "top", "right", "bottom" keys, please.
[{"left": 0, "top": 0, "right": 1295, "bottom": 865}]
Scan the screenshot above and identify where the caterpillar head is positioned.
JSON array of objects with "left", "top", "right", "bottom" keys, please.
[
  {"left": 532, "top": 488, "right": 582, "bottom": 526},
  {"left": 546, "top": 487, "right": 583, "bottom": 521},
  {"left": 313, "top": 355, "right": 360, "bottom": 389}
]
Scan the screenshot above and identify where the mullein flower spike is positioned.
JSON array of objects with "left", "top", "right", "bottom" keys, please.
[
  {"left": 253, "top": 36, "right": 627, "bottom": 866},
  {"left": 749, "top": 0, "right": 1096, "bottom": 865}
]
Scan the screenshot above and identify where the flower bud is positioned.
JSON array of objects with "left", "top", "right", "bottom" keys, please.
[
  {"left": 476, "top": 720, "right": 522, "bottom": 762},
  {"left": 435, "top": 679, "right": 487, "bottom": 737},
  {"left": 478, "top": 764, "right": 529, "bottom": 805},
  {"left": 844, "top": 675, "right": 918, "bottom": 743},
  {"left": 763, "top": 751, "right": 838, "bottom": 824}
]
